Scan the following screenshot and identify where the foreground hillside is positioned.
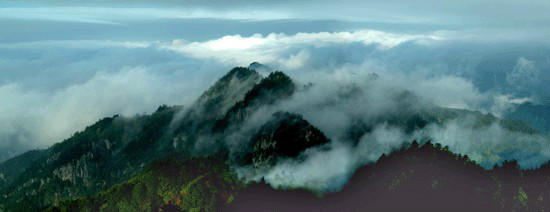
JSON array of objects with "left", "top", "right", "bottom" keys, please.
[
  {"left": 223, "top": 142, "right": 550, "bottom": 212},
  {"left": 47, "top": 157, "right": 242, "bottom": 212},
  {"left": 49, "top": 142, "right": 550, "bottom": 212}
]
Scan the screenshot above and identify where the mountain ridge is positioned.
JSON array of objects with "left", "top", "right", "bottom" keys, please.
[{"left": 0, "top": 64, "right": 547, "bottom": 212}]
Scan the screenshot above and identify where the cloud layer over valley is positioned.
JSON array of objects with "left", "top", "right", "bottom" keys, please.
[
  {"left": 1, "top": 28, "right": 548, "bottom": 163},
  {"left": 0, "top": 0, "right": 549, "bottom": 195}
]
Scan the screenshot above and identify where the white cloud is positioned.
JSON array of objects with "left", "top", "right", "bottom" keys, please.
[
  {"left": 0, "top": 67, "right": 202, "bottom": 159},
  {"left": 416, "top": 116, "right": 550, "bottom": 168},
  {"left": 408, "top": 75, "right": 484, "bottom": 110},
  {"left": 297, "top": 61, "right": 486, "bottom": 111},
  {"left": 278, "top": 50, "right": 310, "bottom": 70},
  {"left": 162, "top": 30, "right": 443, "bottom": 66},
  {"left": 490, "top": 94, "right": 534, "bottom": 117},
  {"left": 0, "top": 19, "right": 547, "bottom": 172},
  {"left": 263, "top": 143, "right": 355, "bottom": 192}
]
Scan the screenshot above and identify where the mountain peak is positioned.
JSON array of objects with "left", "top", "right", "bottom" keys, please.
[
  {"left": 242, "top": 71, "right": 294, "bottom": 104},
  {"left": 174, "top": 67, "right": 262, "bottom": 135},
  {"left": 248, "top": 62, "right": 272, "bottom": 73},
  {"left": 221, "top": 67, "right": 259, "bottom": 83},
  {"left": 213, "top": 71, "right": 295, "bottom": 132},
  {"left": 198, "top": 66, "right": 261, "bottom": 113}
]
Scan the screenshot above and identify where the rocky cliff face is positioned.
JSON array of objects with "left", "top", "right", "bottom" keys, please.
[
  {"left": 52, "top": 151, "right": 92, "bottom": 186},
  {"left": 247, "top": 112, "right": 329, "bottom": 169}
]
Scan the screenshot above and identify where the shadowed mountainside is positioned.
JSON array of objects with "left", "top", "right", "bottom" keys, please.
[
  {"left": 221, "top": 142, "right": 550, "bottom": 212},
  {"left": 46, "top": 157, "right": 242, "bottom": 212}
]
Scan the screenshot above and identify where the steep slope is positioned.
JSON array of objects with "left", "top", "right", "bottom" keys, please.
[
  {"left": 174, "top": 66, "right": 262, "bottom": 136},
  {"left": 45, "top": 157, "right": 242, "bottom": 212},
  {"left": 0, "top": 67, "right": 259, "bottom": 211},
  {"left": 213, "top": 71, "right": 295, "bottom": 132},
  {"left": 0, "top": 66, "right": 309, "bottom": 212},
  {"left": 0, "top": 106, "right": 183, "bottom": 212}
]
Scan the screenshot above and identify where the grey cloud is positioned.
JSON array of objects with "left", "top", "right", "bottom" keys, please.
[{"left": 9, "top": 0, "right": 548, "bottom": 29}]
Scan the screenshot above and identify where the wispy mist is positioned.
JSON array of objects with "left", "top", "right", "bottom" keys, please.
[{"left": 227, "top": 66, "right": 549, "bottom": 192}]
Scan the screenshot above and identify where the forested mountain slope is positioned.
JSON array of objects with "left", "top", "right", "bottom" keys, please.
[{"left": 0, "top": 64, "right": 547, "bottom": 212}]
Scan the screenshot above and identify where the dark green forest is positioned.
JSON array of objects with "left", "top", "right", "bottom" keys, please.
[{"left": 0, "top": 65, "right": 548, "bottom": 212}]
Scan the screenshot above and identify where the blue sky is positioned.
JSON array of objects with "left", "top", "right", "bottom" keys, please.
[{"left": 0, "top": 0, "right": 549, "bottom": 167}]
